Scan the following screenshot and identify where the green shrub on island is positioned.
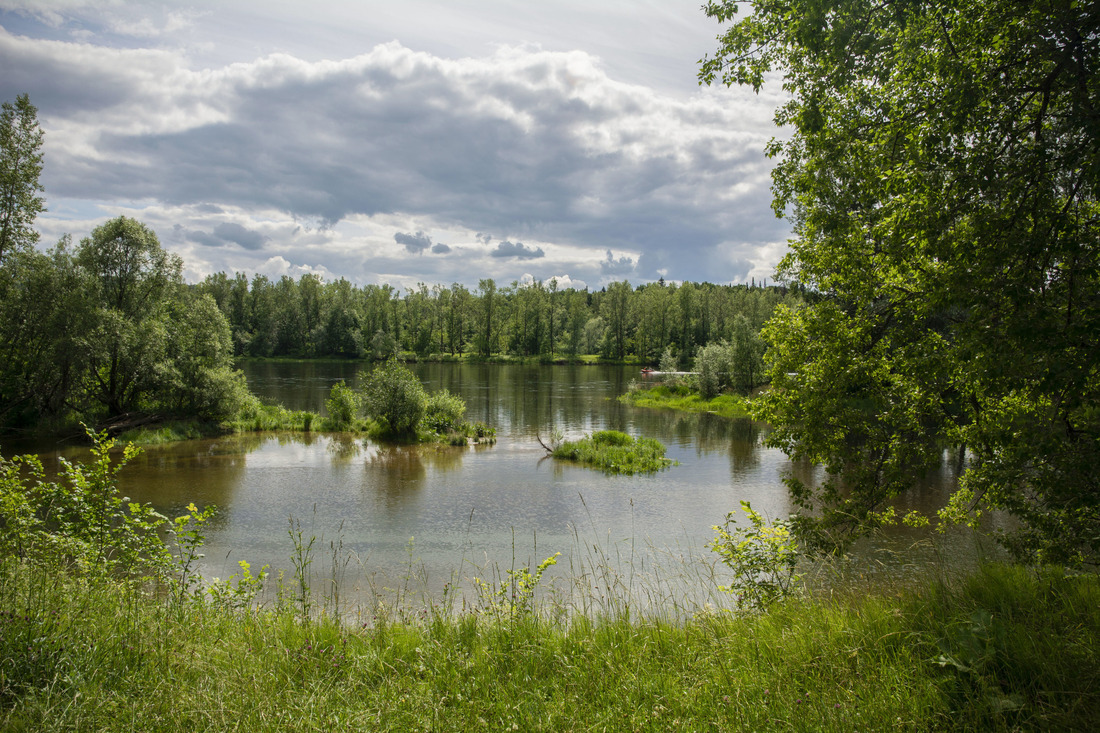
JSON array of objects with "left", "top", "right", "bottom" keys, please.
[
  {"left": 422, "top": 389, "right": 466, "bottom": 434},
  {"left": 360, "top": 359, "right": 427, "bottom": 438},
  {"left": 551, "top": 430, "right": 674, "bottom": 474}
]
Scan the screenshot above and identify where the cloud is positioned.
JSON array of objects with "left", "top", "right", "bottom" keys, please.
[
  {"left": 491, "top": 240, "right": 544, "bottom": 259},
  {"left": 431, "top": 242, "right": 451, "bottom": 254},
  {"left": 394, "top": 230, "right": 432, "bottom": 254},
  {"left": 545, "top": 274, "right": 587, "bottom": 290},
  {"left": 3, "top": 28, "right": 790, "bottom": 285},
  {"left": 184, "top": 221, "right": 268, "bottom": 250},
  {"left": 600, "top": 248, "right": 635, "bottom": 276}
]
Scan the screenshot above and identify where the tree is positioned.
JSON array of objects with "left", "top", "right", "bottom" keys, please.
[
  {"left": 0, "top": 94, "right": 45, "bottom": 263},
  {"left": 701, "top": 0, "right": 1100, "bottom": 562},
  {"left": 76, "top": 217, "right": 182, "bottom": 416}
]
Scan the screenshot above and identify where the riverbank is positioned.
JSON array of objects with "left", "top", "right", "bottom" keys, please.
[
  {"left": 619, "top": 382, "right": 753, "bottom": 419},
  {"left": 1, "top": 561, "right": 1095, "bottom": 731}
]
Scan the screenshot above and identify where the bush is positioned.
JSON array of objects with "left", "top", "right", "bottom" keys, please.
[
  {"left": 360, "top": 360, "right": 426, "bottom": 437},
  {"left": 422, "top": 389, "right": 466, "bottom": 434},
  {"left": 324, "top": 380, "right": 361, "bottom": 430},
  {"left": 0, "top": 427, "right": 171, "bottom": 578}
]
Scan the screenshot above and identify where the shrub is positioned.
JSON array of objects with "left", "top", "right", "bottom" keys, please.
[
  {"left": 552, "top": 431, "right": 674, "bottom": 474},
  {"left": 422, "top": 389, "right": 466, "bottom": 434},
  {"left": 360, "top": 360, "right": 426, "bottom": 437},
  {"left": 0, "top": 427, "right": 171, "bottom": 579},
  {"left": 324, "top": 380, "right": 361, "bottom": 430},
  {"left": 710, "top": 501, "right": 801, "bottom": 612}
]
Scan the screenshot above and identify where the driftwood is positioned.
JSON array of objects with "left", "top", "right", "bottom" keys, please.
[
  {"left": 96, "top": 412, "right": 165, "bottom": 437},
  {"left": 535, "top": 432, "right": 554, "bottom": 454}
]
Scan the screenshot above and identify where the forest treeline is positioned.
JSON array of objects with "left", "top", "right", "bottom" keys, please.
[{"left": 196, "top": 270, "right": 805, "bottom": 365}]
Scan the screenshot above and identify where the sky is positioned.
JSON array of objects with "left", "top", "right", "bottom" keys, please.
[{"left": 0, "top": 0, "right": 791, "bottom": 291}]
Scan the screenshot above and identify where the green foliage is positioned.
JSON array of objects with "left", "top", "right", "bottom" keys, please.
[
  {"left": 702, "top": 0, "right": 1100, "bottom": 562},
  {"left": 421, "top": 388, "right": 466, "bottom": 434},
  {"left": 167, "top": 501, "right": 217, "bottom": 606},
  {"left": 360, "top": 359, "right": 427, "bottom": 437},
  {"left": 0, "top": 427, "right": 170, "bottom": 579},
  {"left": 710, "top": 501, "right": 801, "bottom": 612},
  {"left": 694, "top": 341, "right": 730, "bottom": 400},
  {"left": 0, "top": 94, "right": 45, "bottom": 262},
  {"left": 657, "top": 345, "right": 678, "bottom": 375},
  {"left": 551, "top": 430, "right": 675, "bottom": 475},
  {"left": 227, "top": 395, "right": 319, "bottom": 433},
  {"left": 323, "top": 379, "right": 361, "bottom": 430},
  {"left": 620, "top": 385, "right": 750, "bottom": 419}
]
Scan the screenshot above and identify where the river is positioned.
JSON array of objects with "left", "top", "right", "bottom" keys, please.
[{"left": 22, "top": 361, "right": 986, "bottom": 614}]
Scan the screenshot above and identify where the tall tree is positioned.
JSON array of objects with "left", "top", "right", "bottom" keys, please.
[
  {"left": 0, "top": 94, "right": 45, "bottom": 263},
  {"left": 702, "top": 0, "right": 1100, "bottom": 561},
  {"left": 76, "top": 217, "right": 182, "bottom": 416}
]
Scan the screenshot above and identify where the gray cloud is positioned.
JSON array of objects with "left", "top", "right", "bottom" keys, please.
[
  {"left": 431, "top": 242, "right": 451, "bottom": 254},
  {"left": 3, "top": 25, "right": 790, "bottom": 285},
  {"left": 491, "top": 240, "right": 544, "bottom": 259},
  {"left": 184, "top": 221, "right": 268, "bottom": 250},
  {"left": 394, "top": 230, "right": 432, "bottom": 254}
]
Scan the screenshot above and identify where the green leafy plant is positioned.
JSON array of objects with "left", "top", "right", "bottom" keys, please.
[
  {"left": 0, "top": 427, "right": 171, "bottom": 579},
  {"left": 421, "top": 388, "right": 466, "bottom": 434},
  {"left": 167, "top": 501, "right": 217, "bottom": 606},
  {"left": 207, "top": 559, "right": 268, "bottom": 611},
  {"left": 710, "top": 501, "right": 801, "bottom": 612},
  {"left": 473, "top": 552, "right": 561, "bottom": 619}
]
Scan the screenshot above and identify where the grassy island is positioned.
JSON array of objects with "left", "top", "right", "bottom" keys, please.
[
  {"left": 550, "top": 429, "right": 675, "bottom": 474},
  {"left": 620, "top": 382, "right": 752, "bottom": 420}
]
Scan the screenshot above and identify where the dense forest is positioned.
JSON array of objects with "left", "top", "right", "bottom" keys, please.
[{"left": 195, "top": 270, "right": 803, "bottom": 364}]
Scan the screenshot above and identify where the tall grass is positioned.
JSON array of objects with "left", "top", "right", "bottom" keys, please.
[{"left": 2, "top": 555, "right": 1097, "bottom": 731}]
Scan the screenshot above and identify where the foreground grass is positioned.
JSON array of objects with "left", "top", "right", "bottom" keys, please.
[
  {"left": 620, "top": 383, "right": 751, "bottom": 419},
  {"left": 1, "top": 562, "right": 1096, "bottom": 731},
  {"left": 551, "top": 429, "right": 675, "bottom": 474}
]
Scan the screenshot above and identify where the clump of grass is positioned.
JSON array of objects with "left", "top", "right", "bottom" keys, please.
[
  {"left": 620, "top": 384, "right": 751, "bottom": 419},
  {"left": 551, "top": 430, "right": 675, "bottom": 474},
  {"left": 223, "top": 396, "right": 320, "bottom": 433}
]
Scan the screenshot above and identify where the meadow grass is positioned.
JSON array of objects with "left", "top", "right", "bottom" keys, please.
[
  {"left": 1, "top": 560, "right": 1096, "bottom": 732},
  {"left": 620, "top": 383, "right": 752, "bottom": 419}
]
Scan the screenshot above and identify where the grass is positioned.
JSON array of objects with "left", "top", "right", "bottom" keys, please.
[
  {"left": 1, "top": 560, "right": 1096, "bottom": 731},
  {"left": 620, "top": 382, "right": 752, "bottom": 419},
  {"left": 551, "top": 429, "right": 675, "bottom": 474}
]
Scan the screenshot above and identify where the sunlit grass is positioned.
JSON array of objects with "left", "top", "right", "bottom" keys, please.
[{"left": 620, "top": 383, "right": 751, "bottom": 418}]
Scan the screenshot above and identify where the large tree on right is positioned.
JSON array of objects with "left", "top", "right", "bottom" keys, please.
[{"left": 701, "top": 0, "right": 1100, "bottom": 562}]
